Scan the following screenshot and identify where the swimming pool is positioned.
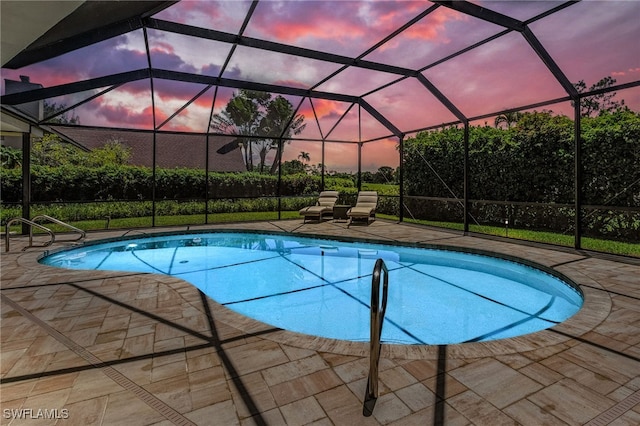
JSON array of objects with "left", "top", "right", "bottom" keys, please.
[{"left": 40, "top": 231, "right": 583, "bottom": 345}]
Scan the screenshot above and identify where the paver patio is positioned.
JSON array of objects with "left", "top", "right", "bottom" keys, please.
[{"left": 1, "top": 220, "right": 639, "bottom": 425}]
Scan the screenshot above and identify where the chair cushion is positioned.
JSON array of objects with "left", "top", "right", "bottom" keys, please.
[{"left": 347, "top": 206, "right": 373, "bottom": 218}]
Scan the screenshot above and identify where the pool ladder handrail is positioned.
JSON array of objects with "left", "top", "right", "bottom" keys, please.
[
  {"left": 4, "top": 218, "right": 55, "bottom": 252},
  {"left": 32, "top": 215, "right": 86, "bottom": 242},
  {"left": 363, "top": 258, "right": 389, "bottom": 417},
  {"left": 4, "top": 215, "right": 86, "bottom": 252}
]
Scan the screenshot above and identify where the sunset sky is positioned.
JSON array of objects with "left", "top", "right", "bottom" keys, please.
[{"left": 2, "top": 0, "right": 639, "bottom": 172}]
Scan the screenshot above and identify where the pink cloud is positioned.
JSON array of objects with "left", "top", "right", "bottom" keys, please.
[
  {"left": 150, "top": 41, "right": 175, "bottom": 56},
  {"left": 309, "top": 99, "right": 351, "bottom": 121},
  {"left": 403, "top": 7, "right": 468, "bottom": 41},
  {"left": 96, "top": 103, "right": 155, "bottom": 128},
  {"left": 245, "top": 1, "right": 434, "bottom": 56},
  {"left": 153, "top": 0, "right": 250, "bottom": 33}
]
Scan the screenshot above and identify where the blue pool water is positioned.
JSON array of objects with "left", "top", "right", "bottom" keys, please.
[{"left": 40, "top": 231, "right": 583, "bottom": 345}]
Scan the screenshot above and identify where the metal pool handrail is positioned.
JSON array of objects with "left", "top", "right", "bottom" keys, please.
[
  {"left": 32, "top": 215, "right": 86, "bottom": 242},
  {"left": 4, "top": 218, "right": 55, "bottom": 252},
  {"left": 363, "top": 258, "right": 389, "bottom": 417}
]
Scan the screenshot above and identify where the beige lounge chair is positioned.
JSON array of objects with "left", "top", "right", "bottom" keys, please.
[
  {"left": 299, "top": 191, "right": 339, "bottom": 223},
  {"left": 347, "top": 191, "right": 378, "bottom": 227}
]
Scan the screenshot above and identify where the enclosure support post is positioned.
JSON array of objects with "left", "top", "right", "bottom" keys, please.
[
  {"left": 574, "top": 101, "right": 582, "bottom": 250},
  {"left": 277, "top": 137, "right": 283, "bottom": 220},
  {"left": 205, "top": 134, "right": 210, "bottom": 224},
  {"left": 357, "top": 142, "right": 362, "bottom": 192},
  {"left": 151, "top": 131, "right": 157, "bottom": 227},
  {"left": 321, "top": 139, "right": 325, "bottom": 191},
  {"left": 143, "top": 26, "right": 157, "bottom": 228},
  {"left": 21, "top": 132, "right": 31, "bottom": 235},
  {"left": 399, "top": 135, "right": 404, "bottom": 223},
  {"left": 357, "top": 105, "right": 362, "bottom": 192},
  {"left": 463, "top": 121, "right": 470, "bottom": 234}
]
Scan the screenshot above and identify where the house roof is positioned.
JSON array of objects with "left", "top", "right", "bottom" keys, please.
[{"left": 50, "top": 125, "right": 246, "bottom": 172}]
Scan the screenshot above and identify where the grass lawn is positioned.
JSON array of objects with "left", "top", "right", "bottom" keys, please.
[
  {"left": 4, "top": 211, "right": 637, "bottom": 258},
  {"left": 396, "top": 216, "right": 639, "bottom": 257}
]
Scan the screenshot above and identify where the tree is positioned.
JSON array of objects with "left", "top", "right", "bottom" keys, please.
[
  {"left": 32, "top": 134, "right": 84, "bottom": 166},
  {"left": 361, "top": 171, "right": 374, "bottom": 182},
  {"left": 32, "top": 134, "right": 131, "bottom": 167},
  {"left": 43, "top": 100, "right": 80, "bottom": 124},
  {"left": 263, "top": 96, "right": 306, "bottom": 174},
  {"left": 375, "top": 166, "right": 395, "bottom": 183},
  {"left": 210, "top": 90, "right": 306, "bottom": 173},
  {"left": 0, "top": 146, "right": 22, "bottom": 168},
  {"left": 85, "top": 139, "right": 131, "bottom": 166},
  {"left": 309, "top": 163, "right": 325, "bottom": 176},
  {"left": 210, "top": 90, "right": 265, "bottom": 170},
  {"left": 298, "top": 151, "right": 310, "bottom": 163},
  {"left": 573, "top": 76, "right": 625, "bottom": 118},
  {"left": 281, "top": 159, "right": 306, "bottom": 175},
  {"left": 494, "top": 111, "right": 522, "bottom": 129}
]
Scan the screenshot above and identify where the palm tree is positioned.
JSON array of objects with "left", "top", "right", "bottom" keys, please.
[
  {"left": 210, "top": 90, "right": 266, "bottom": 171},
  {"left": 494, "top": 111, "right": 522, "bottom": 129},
  {"left": 298, "top": 151, "right": 310, "bottom": 163},
  {"left": 265, "top": 97, "right": 306, "bottom": 174},
  {"left": 210, "top": 90, "right": 306, "bottom": 173}
]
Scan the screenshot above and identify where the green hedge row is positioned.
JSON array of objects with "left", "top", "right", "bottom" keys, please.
[
  {"left": 402, "top": 110, "right": 640, "bottom": 242},
  {"left": 404, "top": 109, "right": 640, "bottom": 206},
  {"left": 0, "top": 168, "right": 356, "bottom": 202}
]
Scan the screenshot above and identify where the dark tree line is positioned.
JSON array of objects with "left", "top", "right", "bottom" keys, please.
[{"left": 404, "top": 109, "right": 639, "bottom": 207}]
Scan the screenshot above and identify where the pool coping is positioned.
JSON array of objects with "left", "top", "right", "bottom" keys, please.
[{"left": 37, "top": 226, "right": 612, "bottom": 360}]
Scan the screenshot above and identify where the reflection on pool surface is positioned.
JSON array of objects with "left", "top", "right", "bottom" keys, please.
[{"left": 41, "top": 231, "right": 583, "bottom": 345}]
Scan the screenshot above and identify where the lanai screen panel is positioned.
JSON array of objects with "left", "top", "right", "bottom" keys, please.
[
  {"left": 401, "top": 129, "right": 465, "bottom": 227},
  {"left": 423, "top": 31, "right": 568, "bottom": 118},
  {"left": 146, "top": 29, "right": 233, "bottom": 78},
  {"left": 152, "top": 80, "right": 214, "bottom": 132},
  {"left": 223, "top": 46, "right": 344, "bottom": 89},
  {"left": 363, "top": 5, "right": 503, "bottom": 70},
  {"left": 530, "top": 0, "right": 640, "bottom": 108},
  {"left": 468, "top": 102, "right": 576, "bottom": 243},
  {"left": 32, "top": 82, "right": 155, "bottom": 130},
  {"left": 326, "top": 105, "right": 360, "bottom": 142},
  {"left": 242, "top": 0, "right": 431, "bottom": 58},
  {"left": 360, "top": 109, "right": 395, "bottom": 142},
  {"left": 476, "top": 0, "right": 564, "bottom": 21},
  {"left": 155, "top": 132, "right": 207, "bottom": 226},
  {"left": 364, "top": 77, "right": 459, "bottom": 132},
  {"left": 152, "top": 0, "right": 253, "bottom": 34},
  {"left": 313, "top": 67, "right": 401, "bottom": 98},
  {"left": 86, "top": 82, "right": 154, "bottom": 130},
  {"left": 1, "top": 31, "right": 148, "bottom": 89},
  {"left": 580, "top": 86, "right": 640, "bottom": 249},
  {"left": 361, "top": 139, "right": 399, "bottom": 173},
  {"left": 311, "top": 100, "right": 358, "bottom": 141},
  {"left": 33, "top": 126, "right": 156, "bottom": 228},
  {"left": 324, "top": 141, "right": 358, "bottom": 175},
  {"left": 281, "top": 140, "right": 321, "bottom": 175},
  {"left": 293, "top": 98, "right": 324, "bottom": 141}
]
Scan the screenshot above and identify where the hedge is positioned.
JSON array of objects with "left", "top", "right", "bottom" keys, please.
[{"left": 0, "top": 168, "right": 356, "bottom": 202}]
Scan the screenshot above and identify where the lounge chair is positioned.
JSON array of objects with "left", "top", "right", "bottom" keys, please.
[
  {"left": 347, "top": 191, "right": 378, "bottom": 227},
  {"left": 299, "top": 191, "right": 340, "bottom": 223}
]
